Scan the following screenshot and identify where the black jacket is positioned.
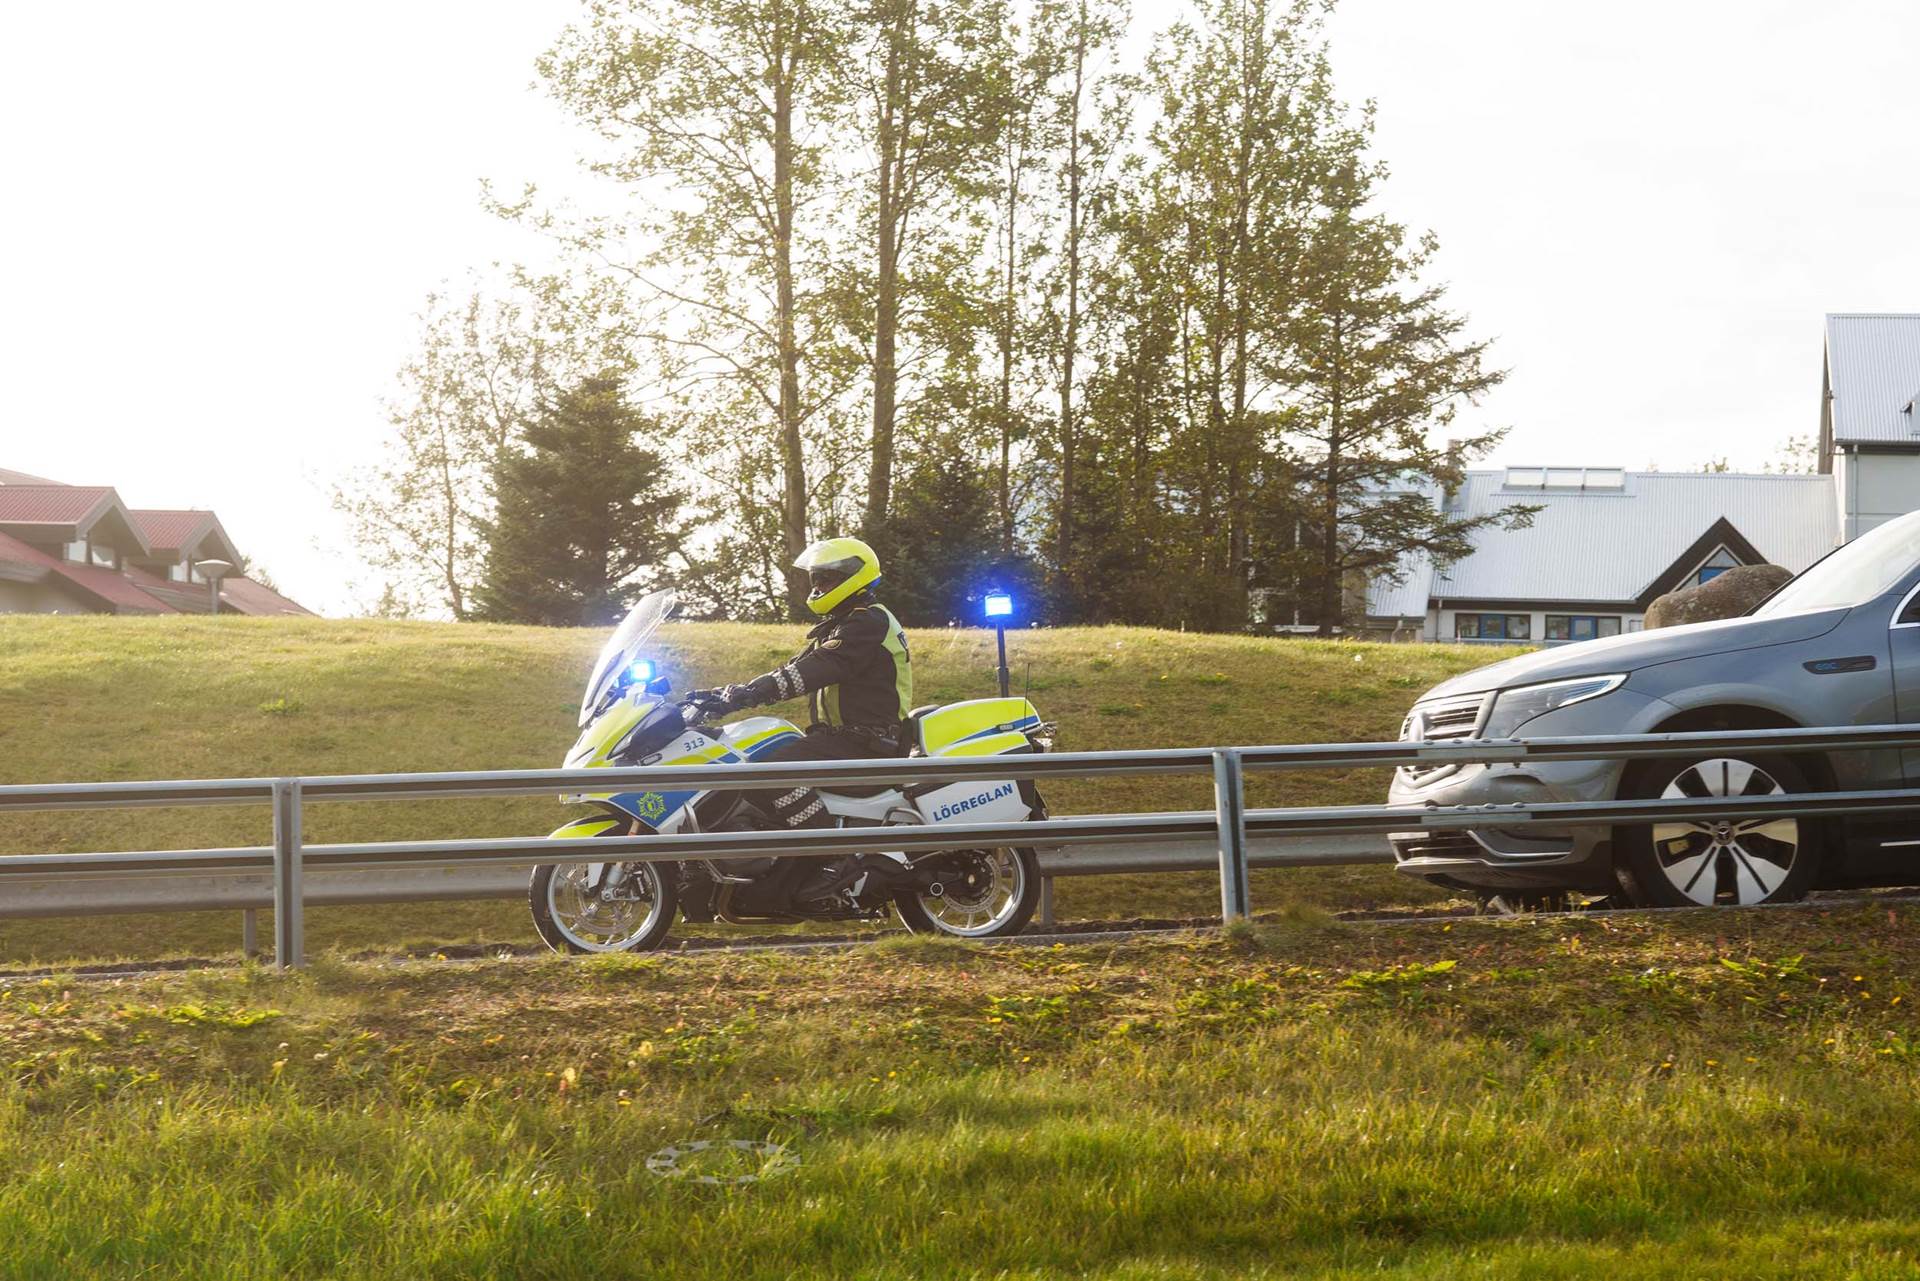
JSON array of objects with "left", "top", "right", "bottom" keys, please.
[{"left": 742, "top": 597, "right": 912, "bottom": 732}]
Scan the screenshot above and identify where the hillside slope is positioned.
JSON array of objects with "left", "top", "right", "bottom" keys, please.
[{"left": 0, "top": 617, "right": 1502, "bottom": 961}]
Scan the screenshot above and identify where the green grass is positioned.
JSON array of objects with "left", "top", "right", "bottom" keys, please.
[
  {"left": 6, "top": 907, "right": 1920, "bottom": 1277},
  {"left": 0, "top": 617, "right": 1501, "bottom": 966}
]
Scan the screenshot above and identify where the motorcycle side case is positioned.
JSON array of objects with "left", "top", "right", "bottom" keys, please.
[
  {"left": 914, "top": 779, "right": 1030, "bottom": 826},
  {"left": 912, "top": 698, "right": 1042, "bottom": 827},
  {"left": 915, "top": 697, "right": 1042, "bottom": 755}
]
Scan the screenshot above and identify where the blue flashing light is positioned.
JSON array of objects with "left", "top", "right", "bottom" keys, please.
[
  {"left": 628, "top": 658, "right": 656, "bottom": 683},
  {"left": 983, "top": 592, "right": 1014, "bottom": 619}
]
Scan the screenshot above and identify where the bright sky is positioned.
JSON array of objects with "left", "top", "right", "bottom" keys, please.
[{"left": 3, "top": 0, "right": 1915, "bottom": 615}]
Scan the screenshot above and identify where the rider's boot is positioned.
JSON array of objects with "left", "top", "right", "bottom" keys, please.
[
  {"left": 763, "top": 785, "right": 854, "bottom": 908},
  {"left": 796, "top": 856, "right": 867, "bottom": 905}
]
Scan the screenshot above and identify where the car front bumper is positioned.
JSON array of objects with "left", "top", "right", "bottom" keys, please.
[{"left": 1386, "top": 687, "right": 1676, "bottom": 894}]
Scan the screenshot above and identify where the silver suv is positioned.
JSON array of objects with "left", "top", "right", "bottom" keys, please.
[{"left": 1389, "top": 509, "right": 1920, "bottom": 907}]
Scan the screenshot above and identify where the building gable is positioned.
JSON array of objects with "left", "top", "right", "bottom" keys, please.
[{"left": 1824, "top": 313, "right": 1920, "bottom": 450}]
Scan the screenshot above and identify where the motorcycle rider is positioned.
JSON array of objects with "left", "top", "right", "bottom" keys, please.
[{"left": 691, "top": 536, "right": 912, "bottom": 854}]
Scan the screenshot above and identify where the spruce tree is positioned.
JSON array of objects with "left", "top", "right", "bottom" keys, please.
[
  {"left": 472, "top": 374, "right": 686, "bottom": 626},
  {"left": 879, "top": 453, "right": 1000, "bottom": 625},
  {"left": 1272, "top": 157, "right": 1528, "bottom": 636}
]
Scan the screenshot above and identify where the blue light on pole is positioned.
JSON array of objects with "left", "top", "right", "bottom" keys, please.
[{"left": 982, "top": 590, "right": 1014, "bottom": 696}]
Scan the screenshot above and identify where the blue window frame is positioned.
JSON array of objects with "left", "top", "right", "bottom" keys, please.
[
  {"left": 1545, "top": 614, "right": 1621, "bottom": 642},
  {"left": 1455, "top": 612, "right": 1531, "bottom": 640}
]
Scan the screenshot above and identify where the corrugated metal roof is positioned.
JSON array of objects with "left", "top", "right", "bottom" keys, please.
[
  {"left": 1366, "top": 553, "right": 1436, "bottom": 619},
  {"left": 130, "top": 509, "right": 214, "bottom": 552},
  {"left": 0, "top": 485, "right": 114, "bottom": 525},
  {"left": 1826, "top": 313, "right": 1920, "bottom": 446},
  {"left": 0, "top": 467, "right": 62, "bottom": 485},
  {"left": 1425, "top": 470, "right": 1838, "bottom": 605},
  {"left": 48, "top": 561, "right": 175, "bottom": 613},
  {"left": 220, "top": 575, "right": 315, "bottom": 617},
  {"left": 0, "top": 530, "right": 58, "bottom": 575}
]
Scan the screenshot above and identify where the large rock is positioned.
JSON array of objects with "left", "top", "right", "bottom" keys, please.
[{"left": 1644, "top": 563, "right": 1794, "bottom": 629}]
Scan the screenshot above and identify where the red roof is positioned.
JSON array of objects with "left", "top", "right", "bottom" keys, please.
[
  {"left": 48, "top": 561, "right": 174, "bottom": 613},
  {"left": 220, "top": 575, "right": 316, "bottom": 617},
  {"left": 129, "top": 509, "right": 214, "bottom": 551},
  {"left": 0, "top": 529, "right": 58, "bottom": 571},
  {"left": 0, "top": 485, "right": 113, "bottom": 525},
  {"left": 0, "top": 530, "right": 173, "bottom": 612},
  {"left": 0, "top": 467, "right": 61, "bottom": 485}
]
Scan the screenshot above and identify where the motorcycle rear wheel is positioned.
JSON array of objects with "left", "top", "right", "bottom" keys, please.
[{"left": 894, "top": 846, "right": 1040, "bottom": 939}]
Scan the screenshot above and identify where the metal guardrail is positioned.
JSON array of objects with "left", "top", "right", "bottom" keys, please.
[
  {"left": 4, "top": 724, "right": 1920, "bottom": 969},
  {"left": 0, "top": 834, "right": 1396, "bottom": 919}
]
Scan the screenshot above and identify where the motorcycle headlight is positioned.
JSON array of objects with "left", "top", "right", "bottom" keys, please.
[{"left": 1482, "top": 674, "right": 1625, "bottom": 738}]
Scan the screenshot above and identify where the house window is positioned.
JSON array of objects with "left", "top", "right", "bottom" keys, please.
[
  {"left": 1455, "top": 613, "right": 1531, "bottom": 640},
  {"left": 1691, "top": 546, "right": 1740, "bottom": 587},
  {"left": 63, "top": 540, "right": 86, "bottom": 562},
  {"left": 169, "top": 561, "right": 189, "bottom": 582},
  {"left": 89, "top": 542, "right": 117, "bottom": 569},
  {"left": 1546, "top": 614, "right": 1622, "bottom": 642}
]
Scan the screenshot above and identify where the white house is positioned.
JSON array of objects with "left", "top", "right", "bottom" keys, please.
[
  {"left": 1822, "top": 312, "right": 1920, "bottom": 540},
  {"left": 1365, "top": 312, "right": 1920, "bottom": 643}
]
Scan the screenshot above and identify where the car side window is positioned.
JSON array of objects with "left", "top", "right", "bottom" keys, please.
[{"left": 1901, "top": 585, "right": 1920, "bottom": 626}]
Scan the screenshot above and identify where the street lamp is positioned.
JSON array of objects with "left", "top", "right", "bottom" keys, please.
[
  {"left": 983, "top": 590, "right": 1014, "bottom": 698},
  {"left": 194, "top": 559, "right": 234, "bottom": 616}
]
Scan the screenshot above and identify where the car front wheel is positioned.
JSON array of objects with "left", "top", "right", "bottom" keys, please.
[{"left": 1614, "top": 754, "right": 1820, "bottom": 907}]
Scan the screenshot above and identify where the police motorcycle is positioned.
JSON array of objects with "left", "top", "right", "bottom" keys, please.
[{"left": 528, "top": 588, "right": 1056, "bottom": 953}]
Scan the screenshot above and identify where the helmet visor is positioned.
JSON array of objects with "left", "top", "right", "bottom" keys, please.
[{"left": 807, "top": 567, "right": 851, "bottom": 599}]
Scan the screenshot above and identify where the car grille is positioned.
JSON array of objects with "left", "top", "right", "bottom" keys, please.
[{"left": 1397, "top": 692, "right": 1489, "bottom": 785}]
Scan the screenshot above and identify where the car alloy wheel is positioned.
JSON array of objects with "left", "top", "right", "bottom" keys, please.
[{"left": 1649, "top": 757, "right": 1801, "bottom": 906}]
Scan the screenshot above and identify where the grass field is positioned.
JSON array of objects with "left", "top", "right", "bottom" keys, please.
[
  {"left": 9, "top": 620, "right": 1920, "bottom": 1277},
  {"left": 6, "top": 907, "right": 1920, "bottom": 1277},
  {"left": 0, "top": 616, "right": 1501, "bottom": 966}
]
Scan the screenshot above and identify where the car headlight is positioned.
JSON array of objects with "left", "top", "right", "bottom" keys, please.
[{"left": 1482, "top": 674, "right": 1625, "bottom": 738}]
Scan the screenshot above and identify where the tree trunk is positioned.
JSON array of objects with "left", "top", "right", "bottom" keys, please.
[
  {"left": 998, "top": 124, "right": 1017, "bottom": 553},
  {"left": 865, "top": 13, "right": 903, "bottom": 544},
  {"left": 1225, "top": 25, "right": 1255, "bottom": 632},
  {"left": 1316, "top": 322, "right": 1344, "bottom": 636},
  {"left": 1055, "top": 5, "right": 1086, "bottom": 575},
  {"left": 1202, "top": 250, "right": 1229, "bottom": 630},
  {"left": 773, "top": 23, "right": 809, "bottom": 615}
]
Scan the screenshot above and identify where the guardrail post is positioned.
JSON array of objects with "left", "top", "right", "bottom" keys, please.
[
  {"left": 272, "top": 779, "right": 304, "bottom": 969},
  {"left": 241, "top": 908, "right": 258, "bottom": 959},
  {"left": 1038, "top": 875, "right": 1055, "bottom": 928},
  {"left": 1212, "top": 749, "right": 1251, "bottom": 922}
]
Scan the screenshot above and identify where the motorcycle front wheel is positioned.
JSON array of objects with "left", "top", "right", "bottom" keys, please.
[
  {"left": 894, "top": 846, "right": 1041, "bottom": 939},
  {"left": 530, "top": 858, "right": 679, "bottom": 954}
]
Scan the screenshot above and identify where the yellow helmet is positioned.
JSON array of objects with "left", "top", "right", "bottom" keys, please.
[{"left": 795, "top": 536, "right": 881, "bottom": 615}]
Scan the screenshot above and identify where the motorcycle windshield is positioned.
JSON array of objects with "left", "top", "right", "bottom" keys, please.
[{"left": 579, "top": 589, "right": 679, "bottom": 727}]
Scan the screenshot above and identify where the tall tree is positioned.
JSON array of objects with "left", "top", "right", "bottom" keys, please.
[
  {"left": 851, "top": 0, "right": 1008, "bottom": 552},
  {"left": 530, "top": 0, "right": 854, "bottom": 616},
  {"left": 332, "top": 281, "right": 612, "bottom": 619},
  {"left": 472, "top": 374, "right": 686, "bottom": 626},
  {"left": 1275, "top": 157, "right": 1523, "bottom": 635},
  {"left": 980, "top": 1, "right": 1061, "bottom": 553},
  {"left": 880, "top": 448, "right": 1000, "bottom": 625},
  {"left": 1045, "top": 0, "right": 1125, "bottom": 573},
  {"left": 1121, "top": 0, "right": 1350, "bottom": 630}
]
